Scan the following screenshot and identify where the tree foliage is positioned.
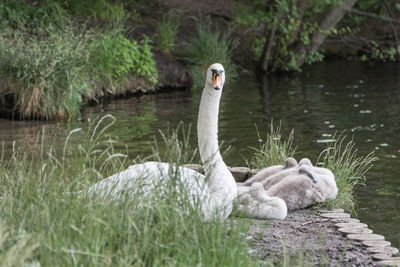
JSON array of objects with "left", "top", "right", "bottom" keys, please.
[{"left": 235, "top": 0, "right": 400, "bottom": 72}]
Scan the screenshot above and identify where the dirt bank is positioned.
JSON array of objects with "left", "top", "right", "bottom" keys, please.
[{"left": 247, "top": 209, "right": 377, "bottom": 266}]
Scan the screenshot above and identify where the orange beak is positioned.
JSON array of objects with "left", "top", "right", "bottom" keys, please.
[{"left": 212, "top": 72, "right": 221, "bottom": 89}]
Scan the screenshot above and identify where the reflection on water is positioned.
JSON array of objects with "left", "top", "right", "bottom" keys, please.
[{"left": 0, "top": 60, "right": 399, "bottom": 248}]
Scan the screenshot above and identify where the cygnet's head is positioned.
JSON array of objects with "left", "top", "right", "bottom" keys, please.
[
  {"left": 205, "top": 63, "right": 225, "bottom": 90},
  {"left": 285, "top": 157, "right": 298, "bottom": 168},
  {"left": 299, "top": 165, "right": 317, "bottom": 183},
  {"left": 298, "top": 158, "right": 312, "bottom": 167},
  {"left": 298, "top": 164, "right": 312, "bottom": 174}
]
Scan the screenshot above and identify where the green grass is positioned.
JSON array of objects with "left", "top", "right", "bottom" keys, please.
[
  {"left": 156, "top": 10, "right": 181, "bottom": 55},
  {"left": 0, "top": 116, "right": 256, "bottom": 266},
  {"left": 151, "top": 122, "right": 200, "bottom": 165},
  {"left": 64, "top": 0, "right": 127, "bottom": 21},
  {"left": 250, "top": 124, "right": 376, "bottom": 212},
  {"left": 316, "top": 133, "right": 377, "bottom": 212},
  {"left": 181, "top": 23, "right": 238, "bottom": 88},
  {"left": 0, "top": 222, "right": 38, "bottom": 266},
  {"left": 248, "top": 124, "right": 297, "bottom": 169}
]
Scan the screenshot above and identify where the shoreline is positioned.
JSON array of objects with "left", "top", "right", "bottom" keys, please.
[
  {"left": 247, "top": 209, "right": 399, "bottom": 266},
  {"left": 0, "top": 52, "right": 193, "bottom": 121},
  {"left": 225, "top": 166, "right": 400, "bottom": 266}
]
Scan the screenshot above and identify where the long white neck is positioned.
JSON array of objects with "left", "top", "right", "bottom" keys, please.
[{"left": 197, "top": 85, "right": 237, "bottom": 216}]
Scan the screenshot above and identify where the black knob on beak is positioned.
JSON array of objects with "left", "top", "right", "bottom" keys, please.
[{"left": 211, "top": 69, "right": 222, "bottom": 76}]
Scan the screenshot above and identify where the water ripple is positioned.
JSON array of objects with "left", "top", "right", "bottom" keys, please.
[{"left": 316, "top": 139, "right": 337, "bottom": 143}]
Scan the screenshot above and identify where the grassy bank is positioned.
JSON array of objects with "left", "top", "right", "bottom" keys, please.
[
  {"left": 249, "top": 124, "right": 377, "bottom": 213},
  {"left": 0, "top": 117, "right": 255, "bottom": 266},
  {"left": 0, "top": 1, "right": 239, "bottom": 120},
  {"left": 0, "top": 1, "right": 158, "bottom": 120}
]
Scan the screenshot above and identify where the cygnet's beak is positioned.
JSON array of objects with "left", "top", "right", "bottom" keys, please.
[
  {"left": 299, "top": 165, "right": 317, "bottom": 183},
  {"left": 307, "top": 172, "right": 317, "bottom": 184},
  {"left": 211, "top": 70, "right": 223, "bottom": 90}
]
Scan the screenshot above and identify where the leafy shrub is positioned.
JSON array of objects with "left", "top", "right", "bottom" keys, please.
[
  {"left": 90, "top": 33, "right": 158, "bottom": 94},
  {"left": 0, "top": 1, "right": 68, "bottom": 31}
]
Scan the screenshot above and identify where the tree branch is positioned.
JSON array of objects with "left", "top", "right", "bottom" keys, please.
[{"left": 341, "top": 7, "right": 400, "bottom": 24}]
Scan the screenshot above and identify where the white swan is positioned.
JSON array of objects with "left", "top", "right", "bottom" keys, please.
[{"left": 83, "top": 63, "right": 237, "bottom": 221}]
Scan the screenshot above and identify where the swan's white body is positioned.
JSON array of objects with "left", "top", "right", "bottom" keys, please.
[{"left": 84, "top": 63, "right": 237, "bottom": 221}]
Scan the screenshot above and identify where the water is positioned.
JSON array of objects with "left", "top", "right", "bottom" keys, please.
[{"left": 0, "top": 60, "right": 399, "bottom": 248}]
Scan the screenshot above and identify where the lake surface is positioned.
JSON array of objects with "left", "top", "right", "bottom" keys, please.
[{"left": 1, "top": 60, "right": 399, "bottom": 248}]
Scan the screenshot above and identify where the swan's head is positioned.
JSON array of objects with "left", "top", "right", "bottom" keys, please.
[{"left": 206, "top": 63, "right": 225, "bottom": 90}]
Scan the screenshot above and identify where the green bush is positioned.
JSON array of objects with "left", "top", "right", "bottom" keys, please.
[
  {"left": 0, "top": 26, "right": 158, "bottom": 119},
  {"left": 90, "top": 33, "right": 158, "bottom": 94},
  {"left": 0, "top": 116, "right": 255, "bottom": 266},
  {"left": 0, "top": 1, "right": 68, "bottom": 31},
  {"left": 0, "top": 27, "right": 91, "bottom": 119},
  {"left": 181, "top": 23, "right": 237, "bottom": 88}
]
